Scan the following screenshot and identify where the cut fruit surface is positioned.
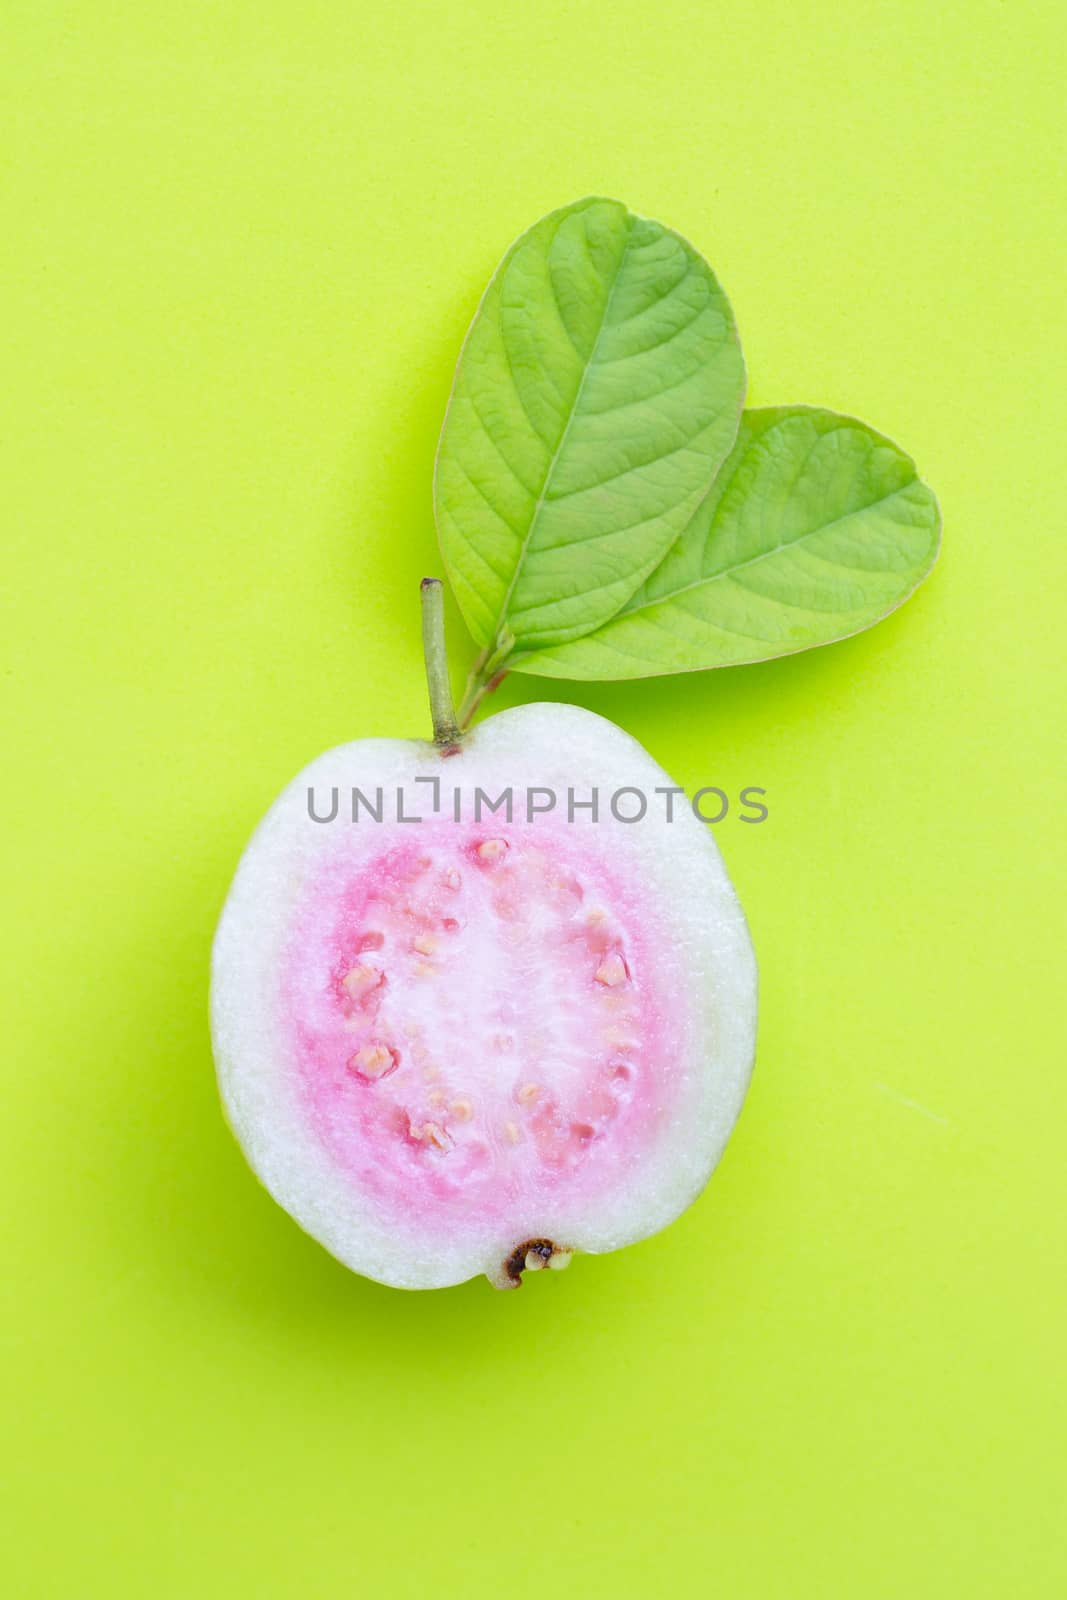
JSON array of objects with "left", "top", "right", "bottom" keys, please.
[
  {"left": 211, "top": 704, "right": 757, "bottom": 1289},
  {"left": 288, "top": 824, "right": 674, "bottom": 1232}
]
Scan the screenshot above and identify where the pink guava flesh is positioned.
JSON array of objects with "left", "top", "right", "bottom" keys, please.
[
  {"left": 281, "top": 822, "right": 679, "bottom": 1257},
  {"left": 212, "top": 703, "right": 758, "bottom": 1289}
]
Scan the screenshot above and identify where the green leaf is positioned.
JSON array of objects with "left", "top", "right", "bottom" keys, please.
[
  {"left": 511, "top": 407, "right": 941, "bottom": 680},
  {"left": 434, "top": 197, "right": 745, "bottom": 653}
]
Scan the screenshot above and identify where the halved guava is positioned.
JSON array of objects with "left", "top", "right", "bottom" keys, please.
[{"left": 210, "top": 703, "right": 756, "bottom": 1288}]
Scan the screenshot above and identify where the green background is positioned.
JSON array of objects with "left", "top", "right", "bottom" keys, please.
[{"left": 4, "top": 3, "right": 1065, "bottom": 1596}]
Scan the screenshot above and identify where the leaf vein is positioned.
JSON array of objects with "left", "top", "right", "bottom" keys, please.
[{"left": 621, "top": 482, "right": 924, "bottom": 619}]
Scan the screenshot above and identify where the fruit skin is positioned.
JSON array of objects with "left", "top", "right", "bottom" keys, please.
[{"left": 211, "top": 702, "right": 757, "bottom": 1290}]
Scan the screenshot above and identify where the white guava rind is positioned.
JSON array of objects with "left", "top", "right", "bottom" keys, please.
[{"left": 210, "top": 703, "right": 757, "bottom": 1288}]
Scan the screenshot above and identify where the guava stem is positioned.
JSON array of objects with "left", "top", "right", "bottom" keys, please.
[{"left": 419, "top": 578, "right": 462, "bottom": 747}]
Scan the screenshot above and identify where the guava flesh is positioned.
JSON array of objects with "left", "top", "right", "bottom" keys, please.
[
  {"left": 285, "top": 823, "right": 679, "bottom": 1270},
  {"left": 211, "top": 703, "right": 757, "bottom": 1289}
]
